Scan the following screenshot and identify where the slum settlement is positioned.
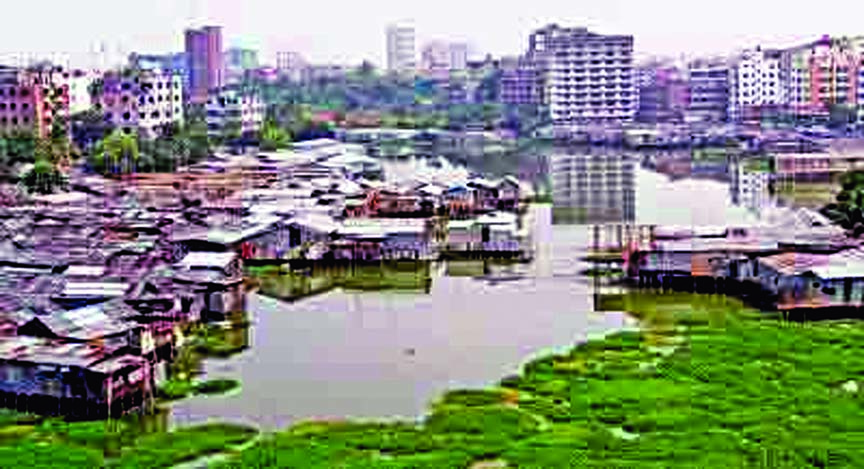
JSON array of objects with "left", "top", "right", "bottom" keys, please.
[{"left": 0, "top": 138, "right": 532, "bottom": 419}]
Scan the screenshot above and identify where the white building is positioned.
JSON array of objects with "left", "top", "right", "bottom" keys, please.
[
  {"left": 730, "top": 158, "right": 774, "bottom": 213},
  {"left": 205, "top": 86, "right": 265, "bottom": 138},
  {"left": 728, "top": 47, "right": 786, "bottom": 122},
  {"left": 386, "top": 23, "right": 416, "bottom": 74},
  {"left": 550, "top": 149, "right": 636, "bottom": 223},
  {"left": 529, "top": 25, "right": 636, "bottom": 124},
  {"left": 449, "top": 43, "right": 469, "bottom": 71},
  {"left": 97, "top": 68, "right": 184, "bottom": 137}
]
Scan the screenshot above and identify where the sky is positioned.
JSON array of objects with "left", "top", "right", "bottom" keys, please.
[{"left": 2, "top": 0, "right": 863, "bottom": 69}]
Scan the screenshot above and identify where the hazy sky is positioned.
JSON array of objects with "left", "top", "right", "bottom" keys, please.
[{"left": 2, "top": 0, "right": 862, "bottom": 69}]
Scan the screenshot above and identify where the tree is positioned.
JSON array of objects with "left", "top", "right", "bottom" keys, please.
[
  {"left": 90, "top": 129, "right": 140, "bottom": 175},
  {"left": 822, "top": 170, "right": 864, "bottom": 236},
  {"left": 21, "top": 155, "right": 66, "bottom": 195},
  {"left": 260, "top": 118, "right": 290, "bottom": 152}
]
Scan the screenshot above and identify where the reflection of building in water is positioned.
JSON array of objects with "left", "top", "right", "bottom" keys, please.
[
  {"left": 730, "top": 156, "right": 774, "bottom": 212},
  {"left": 550, "top": 148, "right": 636, "bottom": 224}
]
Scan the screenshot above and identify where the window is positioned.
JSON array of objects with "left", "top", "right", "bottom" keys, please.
[
  {"left": 9, "top": 103, "right": 15, "bottom": 111},
  {"left": 123, "top": 112, "right": 130, "bottom": 120},
  {"left": 21, "top": 103, "right": 28, "bottom": 110}
]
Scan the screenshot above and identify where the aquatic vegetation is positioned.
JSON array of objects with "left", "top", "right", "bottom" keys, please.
[{"left": 194, "top": 378, "right": 241, "bottom": 396}]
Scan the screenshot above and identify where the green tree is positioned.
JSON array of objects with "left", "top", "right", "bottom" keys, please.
[
  {"left": 260, "top": 118, "right": 290, "bottom": 151},
  {"left": 90, "top": 129, "right": 140, "bottom": 175},
  {"left": 822, "top": 170, "right": 864, "bottom": 236},
  {"left": 21, "top": 157, "right": 66, "bottom": 195}
]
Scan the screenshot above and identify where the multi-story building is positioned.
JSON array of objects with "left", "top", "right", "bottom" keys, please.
[
  {"left": 785, "top": 35, "right": 864, "bottom": 122},
  {"left": 185, "top": 26, "right": 224, "bottom": 105},
  {"left": 686, "top": 58, "right": 730, "bottom": 123},
  {"left": 96, "top": 68, "right": 184, "bottom": 137},
  {"left": 527, "top": 25, "right": 636, "bottom": 125},
  {"left": 224, "top": 47, "right": 259, "bottom": 84},
  {"left": 730, "top": 156, "right": 773, "bottom": 213},
  {"left": 449, "top": 43, "right": 469, "bottom": 71},
  {"left": 500, "top": 55, "right": 541, "bottom": 105},
  {"left": 636, "top": 63, "right": 689, "bottom": 123},
  {"left": 205, "top": 85, "right": 265, "bottom": 139},
  {"left": 728, "top": 47, "right": 786, "bottom": 122},
  {"left": 386, "top": 23, "right": 416, "bottom": 74},
  {"left": 550, "top": 148, "right": 636, "bottom": 224},
  {"left": 300, "top": 64, "right": 346, "bottom": 84},
  {"left": 0, "top": 64, "right": 73, "bottom": 138},
  {"left": 276, "top": 51, "right": 306, "bottom": 82},
  {"left": 420, "top": 41, "right": 451, "bottom": 82}
]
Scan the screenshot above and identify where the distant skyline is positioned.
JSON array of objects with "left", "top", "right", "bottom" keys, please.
[{"left": 1, "top": 0, "right": 862, "bottom": 69}]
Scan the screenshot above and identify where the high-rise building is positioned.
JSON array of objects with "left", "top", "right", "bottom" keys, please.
[
  {"left": 686, "top": 58, "right": 730, "bottom": 123},
  {"left": 527, "top": 25, "right": 636, "bottom": 124},
  {"left": 728, "top": 47, "right": 786, "bottom": 122},
  {"left": 386, "top": 23, "right": 416, "bottom": 74},
  {"left": 449, "top": 43, "right": 469, "bottom": 71},
  {"left": 636, "top": 63, "right": 689, "bottom": 123},
  {"left": 420, "top": 41, "right": 451, "bottom": 81},
  {"left": 276, "top": 51, "right": 306, "bottom": 82},
  {"left": 184, "top": 25, "right": 224, "bottom": 104},
  {"left": 550, "top": 148, "right": 636, "bottom": 224},
  {"left": 784, "top": 35, "right": 864, "bottom": 122},
  {"left": 224, "top": 47, "right": 259, "bottom": 83},
  {"left": 0, "top": 65, "right": 73, "bottom": 138},
  {"left": 96, "top": 68, "right": 184, "bottom": 137},
  {"left": 205, "top": 85, "right": 265, "bottom": 139},
  {"left": 500, "top": 55, "right": 541, "bottom": 105}
]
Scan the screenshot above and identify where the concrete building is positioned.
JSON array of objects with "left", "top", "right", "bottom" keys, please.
[
  {"left": 687, "top": 58, "right": 730, "bottom": 123},
  {"left": 386, "top": 23, "right": 416, "bottom": 74},
  {"left": 636, "top": 63, "right": 689, "bottom": 123},
  {"left": 528, "top": 25, "right": 636, "bottom": 124},
  {"left": 420, "top": 41, "right": 451, "bottom": 81},
  {"left": 785, "top": 35, "right": 864, "bottom": 122},
  {"left": 449, "top": 43, "right": 469, "bottom": 71},
  {"left": 728, "top": 47, "right": 786, "bottom": 122},
  {"left": 550, "top": 148, "right": 636, "bottom": 224},
  {"left": 224, "top": 48, "right": 259, "bottom": 84},
  {"left": 0, "top": 65, "right": 73, "bottom": 138},
  {"left": 185, "top": 26, "right": 224, "bottom": 105},
  {"left": 205, "top": 86, "right": 265, "bottom": 139},
  {"left": 276, "top": 51, "right": 306, "bottom": 82},
  {"left": 97, "top": 68, "right": 184, "bottom": 137},
  {"left": 500, "top": 55, "right": 541, "bottom": 105}
]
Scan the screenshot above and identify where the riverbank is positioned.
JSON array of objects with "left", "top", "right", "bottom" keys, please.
[
  {"left": 4, "top": 289, "right": 860, "bottom": 467},
  {"left": 206, "top": 290, "right": 864, "bottom": 468}
]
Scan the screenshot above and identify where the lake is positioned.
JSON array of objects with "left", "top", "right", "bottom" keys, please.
[{"left": 167, "top": 150, "right": 752, "bottom": 431}]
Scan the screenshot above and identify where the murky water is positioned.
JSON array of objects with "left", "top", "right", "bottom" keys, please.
[{"left": 168, "top": 150, "right": 749, "bottom": 431}]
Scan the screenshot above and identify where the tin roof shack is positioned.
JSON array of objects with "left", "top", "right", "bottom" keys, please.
[
  {"left": 319, "top": 152, "right": 383, "bottom": 180},
  {"left": 444, "top": 212, "right": 521, "bottom": 254},
  {"left": 496, "top": 176, "right": 521, "bottom": 212},
  {"left": 171, "top": 251, "right": 245, "bottom": 322},
  {"left": 171, "top": 216, "right": 286, "bottom": 263},
  {"left": 337, "top": 219, "right": 433, "bottom": 261},
  {"left": 50, "top": 280, "right": 131, "bottom": 310},
  {"left": 630, "top": 235, "right": 782, "bottom": 293},
  {"left": 467, "top": 178, "right": 501, "bottom": 213},
  {"left": 0, "top": 338, "right": 150, "bottom": 418},
  {"left": 756, "top": 249, "right": 864, "bottom": 313},
  {"left": 284, "top": 214, "right": 340, "bottom": 253}
]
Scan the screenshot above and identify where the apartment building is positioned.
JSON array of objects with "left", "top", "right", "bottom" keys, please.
[
  {"left": 276, "top": 51, "right": 306, "bottom": 82},
  {"left": 386, "top": 24, "right": 416, "bottom": 74},
  {"left": 550, "top": 149, "right": 636, "bottom": 223},
  {"left": 224, "top": 47, "right": 259, "bottom": 84},
  {"left": 421, "top": 41, "right": 451, "bottom": 82},
  {"left": 728, "top": 47, "right": 786, "bottom": 122},
  {"left": 205, "top": 86, "right": 265, "bottom": 139},
  {"left": 686, "top": 59, "right": 730, "bottom": 123},
  {"left": 185, "top": 26, "right": 224, "bottom": 105},
  {"left": 785, "top": 35, "right": 864, "bottom": 121},
  {"left": 0, "top": 65, "right": 72, "bottom": 138},
  {"left": 96, "top": 68, "right": 184, "bottom": 137},
  {"left": 528, "top": 25, "right": 636, "bottom": 125},
  {"left": 636, "top": 63, "right": 689, "bottom": 123}
]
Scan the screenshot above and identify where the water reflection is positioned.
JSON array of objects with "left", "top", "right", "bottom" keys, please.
[{"left": 167, "top": 206, "right": 634, "bottom": 431}]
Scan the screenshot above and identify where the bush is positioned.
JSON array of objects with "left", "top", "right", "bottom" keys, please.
[{"left": 194, "top": 378, "right": 241, "bottom": 396}]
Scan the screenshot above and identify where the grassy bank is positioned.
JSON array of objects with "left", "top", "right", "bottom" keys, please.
[
  {"left": 214, "top": 291, "right": 864, "bottom": 467},
  {"left": 0, "top": 415, "right": 258, "bottom": 468}
]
